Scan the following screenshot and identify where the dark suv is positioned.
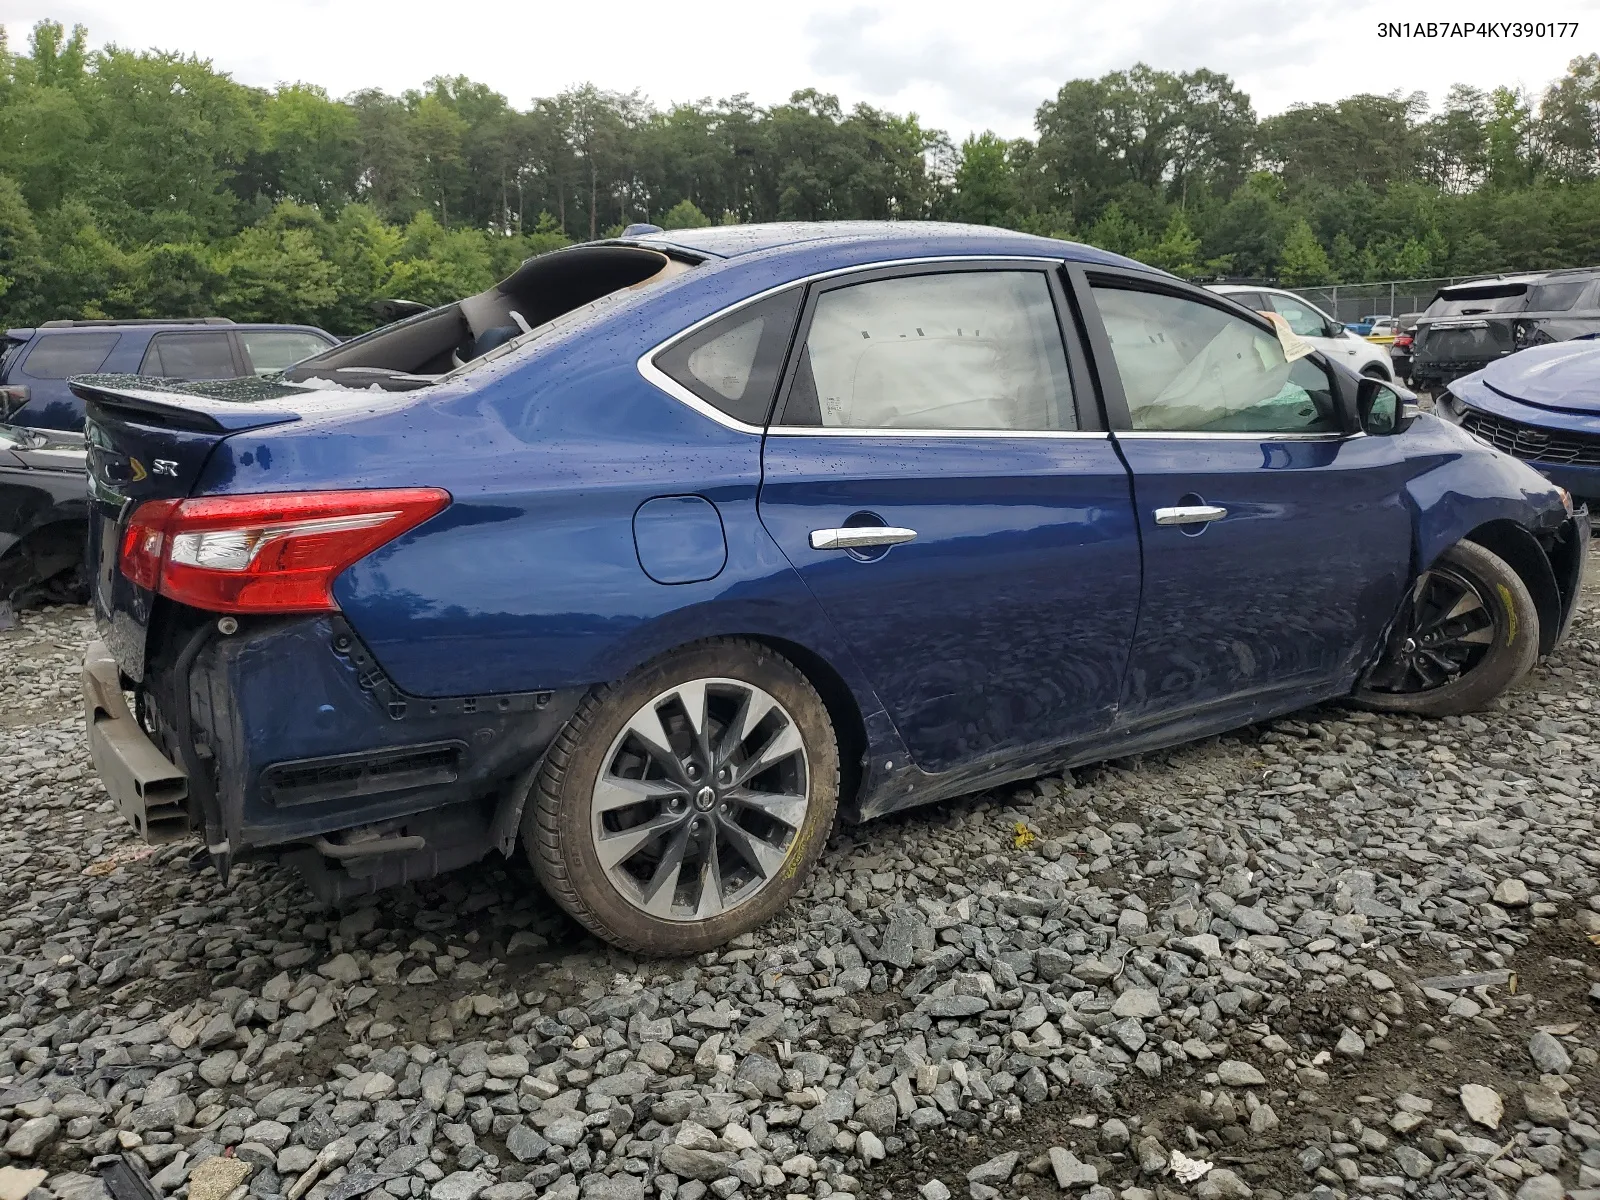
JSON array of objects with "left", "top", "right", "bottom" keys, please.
[
  {"left": 1, "top": 319, "right": 335, "bottom": 601},
  {"left": 1411, "top": 267, "right": 1600, "bottom": 391}
]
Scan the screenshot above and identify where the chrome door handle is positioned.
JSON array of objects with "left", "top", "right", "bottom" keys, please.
[
  {"left": 809, "top": 526, "right": 918, "bottom": 550},
  {"left": 1154, "top": 505, "right": 1227, "bottom": 526}
]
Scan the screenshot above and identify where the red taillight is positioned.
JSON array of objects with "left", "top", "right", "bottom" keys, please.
[
  {"left": 1394, "top": 334, "right": 1412, "bottom": 348},
  {"left": 117, "top": 489, "right": 450, "bottom": 614}
]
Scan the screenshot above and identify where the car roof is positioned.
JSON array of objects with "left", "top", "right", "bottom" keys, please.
[
  {"left": 30, "top": 324, "right": 331, "bottom": 334},
  {"left": 8, "top": 322, "right": 332, "bottom": 338},
  {"left": 623, "top": 220, "right": 1146, "bottom": 271}
]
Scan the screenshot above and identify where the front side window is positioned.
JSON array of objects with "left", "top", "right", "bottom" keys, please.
[
  {"left": 1267, "top": 293, "right": 1333, "bottom": 339},
  {"left": 782, "top": 270, "right": 1076, "bottom": 431},
  {"left": 242, "top": 331, "right": 333, "bottom": 375},
  {"left": 1092, "top": 285, "right": 1339, "bottom": 434},
  {"left": 20, "top": 332, "right": 120, "bottom": 379},
  {"left": 653, "top": 290, "right": 802, "bottom": 426},
  {"left": 140, "top": 333, "right": 237, "bottom": 380}
]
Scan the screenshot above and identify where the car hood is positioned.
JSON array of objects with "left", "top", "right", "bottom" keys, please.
[{"left": 1476, "top": 340, "right": 1600, "bottom": 415}]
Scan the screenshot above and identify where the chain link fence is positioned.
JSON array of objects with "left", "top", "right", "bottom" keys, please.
[{"left": 1291, "top": 277, "right": 1480, "bottom": 323}]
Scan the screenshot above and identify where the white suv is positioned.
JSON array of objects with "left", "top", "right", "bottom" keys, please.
[{"left": 1206, "top": 284, "right": 1395, "bottom": 380}]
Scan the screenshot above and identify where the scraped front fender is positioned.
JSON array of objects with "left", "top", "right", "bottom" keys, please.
[{"left": 1401, "top": 413, "right": 1571, "bottom": 572}]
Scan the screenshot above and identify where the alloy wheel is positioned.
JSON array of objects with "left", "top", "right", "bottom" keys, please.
[
  {"left": 591, "top": 677, "right": 810, "bottom": 922},
  {"left": 1365, "top": 566, "right": 1497, "bottom": 693}
]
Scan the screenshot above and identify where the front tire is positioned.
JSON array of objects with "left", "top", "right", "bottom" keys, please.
[
  {"left": 524, "top": 639, "right": 838, "bottom": 954},
  {"left": 1353, "top": 540, "right": 1539, "bottom": 716}
]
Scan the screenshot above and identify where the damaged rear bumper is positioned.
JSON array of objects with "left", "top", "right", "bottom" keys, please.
[{"left": 83, "top": 616, "right": 585, "bottom": 897}]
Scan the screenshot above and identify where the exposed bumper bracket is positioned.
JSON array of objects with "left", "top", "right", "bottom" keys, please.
[{"left": 82, "top": 640, "right": 191, "bottom": 843}]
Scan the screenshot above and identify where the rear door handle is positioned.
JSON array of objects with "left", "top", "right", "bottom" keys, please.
[
  {"left": 1154, "top": 505, "right": 1227, "bottom": 526},
  {"left": 810, "top": 526, "right": 918, "bottom": 550}
]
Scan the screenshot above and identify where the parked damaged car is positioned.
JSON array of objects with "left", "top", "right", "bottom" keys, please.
[
  {"left": 1436, "top": 338, "right": 1600, "bottom": 505},
  {"left": 1, "top": 319, "right": 336, "bottom": 602},
  {"left": 78, "top": 222, "right": 1588, "bottom": 953},
  {"left": 1411, "top": 267, "right": 1600, "bottom": 392}
]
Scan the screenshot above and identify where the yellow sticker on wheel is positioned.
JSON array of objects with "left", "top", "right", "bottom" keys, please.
[{"left": 1498, "top": 584, "right": 1517, "bottom": 646}]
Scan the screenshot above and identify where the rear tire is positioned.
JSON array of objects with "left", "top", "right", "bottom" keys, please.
[
  {"left": 524, "top": 638, "right": 838, "bottom": 954},
  {"left": 1353, "top": 540, "right": 1539, "bottom": 716}
]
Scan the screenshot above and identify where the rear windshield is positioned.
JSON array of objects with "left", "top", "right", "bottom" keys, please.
[
  {"left": 20, "top": 332, "right": 121, "bottom": 378},
  {"left": 286, "top": 244, "right": 694, "bottom": 393}
]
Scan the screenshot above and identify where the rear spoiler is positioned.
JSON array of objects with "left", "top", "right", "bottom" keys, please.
[{"left": 67, "top": 376, "right": 306, "bottom": 434}]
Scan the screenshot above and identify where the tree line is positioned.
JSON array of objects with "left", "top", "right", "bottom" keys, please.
[{"left": 0, "top": 21, "right": 1597, "bottom": 335}]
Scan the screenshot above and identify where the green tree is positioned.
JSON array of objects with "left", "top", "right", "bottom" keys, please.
[
  {"left": 1278, "top": 219, "right": 1333, "bottom": 285},
  {"left": 1540, "top": 55, "right": 1600, "bottom": 181},
  {"left": 383, "top": 211, "right": 495, "bottom": 306},
  {"left": 1083, "top": 202, "right": 1146, "bottom": 257},
  {"left": 213, "top": 205, "right": 340, "bottom": 324},
  {"left": 661, "top": 199, "right": 710, "bottom": 229},
  {"left": 950, "top": 132, "right": 1021, "bottom": 227},
  {"left": 0, "top": 172, "right": 42, "bottom": 310},
  {"left": 1140, "top": 210, "right": 1202, "bottom": 276}
]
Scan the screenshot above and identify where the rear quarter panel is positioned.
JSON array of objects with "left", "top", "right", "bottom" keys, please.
[{"left": 191, "top": 263, "right": 893, "bottom": 718}]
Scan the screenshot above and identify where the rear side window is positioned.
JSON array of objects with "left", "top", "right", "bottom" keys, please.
[
  {"left": 241, "top": 330, "right": 333, "bottom": 375},
  {"left": 1526, "top": 281, "right": 1588, "bottom": 312},
  {"left": 20, "top": 332, "right": 120, "bottom": 379},
  {"left": 653, "top": 289, "right": 802, "bottom": 426},
  {"left": 140, "top": 332, "right": 238, "bottom": 380}
]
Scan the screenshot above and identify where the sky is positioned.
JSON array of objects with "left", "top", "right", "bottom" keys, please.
[{"left": 2, "top": 0, "right": 1597, "bottom": 139}]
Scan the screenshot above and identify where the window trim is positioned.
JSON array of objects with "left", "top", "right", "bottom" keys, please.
[
  {"left": 768, "top": 258, "right": 1096, "bottom": 436},
  {"left": 647, "top": 287, "right": 803, "bottom": 429},
  {"left": 1066, "top": 264, "right": 1355, "bottom": 438},
  {"left": 637, "top": 254, "right": 1099, "bottom": 435},
  {"left": 638, "top": 279, "right": 806, "bottom": 434}
]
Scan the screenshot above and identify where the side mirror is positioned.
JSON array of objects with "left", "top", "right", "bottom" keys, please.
[
  {"left": 1357, "top": 377, "right": 1420, "bottom": 436},
  {"left": 1325, "top": 321, "right": 1345, "bottom": 338}
]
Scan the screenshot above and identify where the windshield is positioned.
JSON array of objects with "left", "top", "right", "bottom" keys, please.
[{"left": 438, "top": 286, "right": 647, "bottom": 382}]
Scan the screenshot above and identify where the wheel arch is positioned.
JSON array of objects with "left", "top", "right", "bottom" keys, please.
[
  {"left": 1460, "top": 519, "right": 1561, "bottom": 656},
  {"left": 741, "top": 633, "right": 869, "bottom": 820}
]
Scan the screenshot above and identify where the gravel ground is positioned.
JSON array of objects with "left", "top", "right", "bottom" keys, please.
[{"left": 0, "top": 571, "right": 1597, "bottom": 1200}]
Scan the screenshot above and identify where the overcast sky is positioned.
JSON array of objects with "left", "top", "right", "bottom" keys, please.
[{"left": 3, "top": 0, "right": 1596, "bottom": 139}]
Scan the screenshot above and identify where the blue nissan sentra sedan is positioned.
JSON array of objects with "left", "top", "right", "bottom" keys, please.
[{"left": 75, "top": 222, "right": 1587, "bottom": 952}]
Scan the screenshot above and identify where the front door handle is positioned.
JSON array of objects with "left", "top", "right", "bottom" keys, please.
[
  {"left": 1154, "top": 505, "right": 1227, "bottom": 526},
  {"left": 810, "top": 526, "right": 918, "bottom": 550}
]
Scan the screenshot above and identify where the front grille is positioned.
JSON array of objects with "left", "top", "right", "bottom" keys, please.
[
  {"left": 1460, "top": 409, "right": 1600, "bottom": 466},
  {"left": 263, "top": 741, "right": 465, "bottom": 807}
]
